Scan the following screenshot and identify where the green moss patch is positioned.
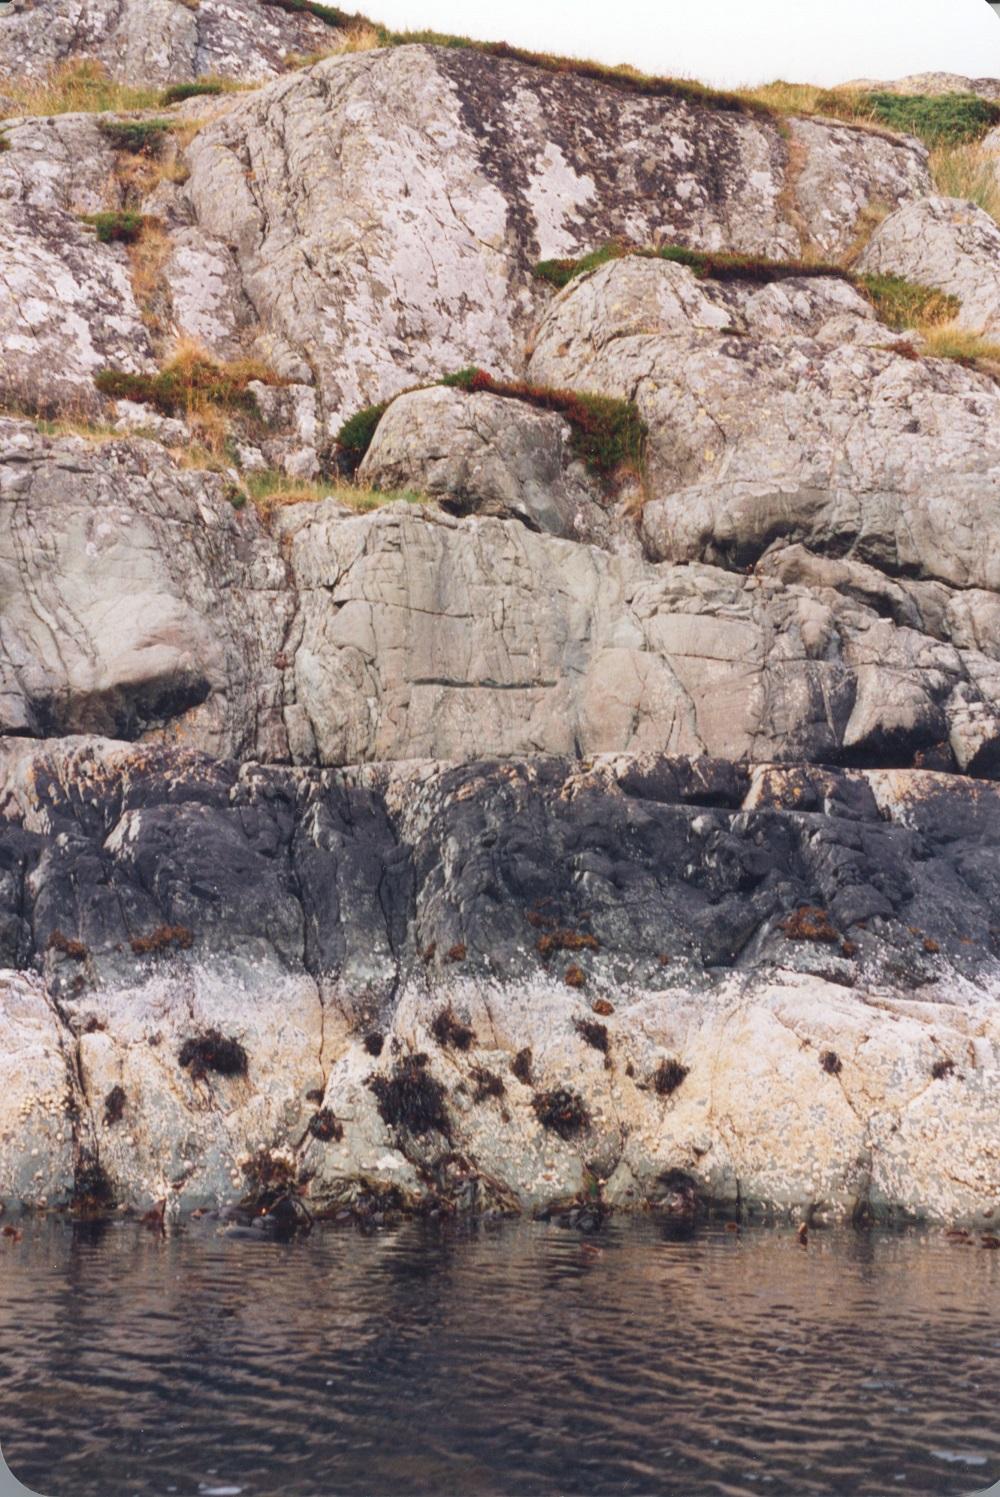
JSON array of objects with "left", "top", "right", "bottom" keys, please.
[
  {"left": 97, "top": 118, "right": 173, "bottom": 156},
  {"left": 534, "top": 242, "right": 960, "bottom": 335},
  {"left": 160, "top": 80, "right": 225, "bottom": 105},
  {"left": 80, "top": 210, "right": 151, "bottom": 245},
  {"left": 860, "top": 91, "right": 1000, "bottom": 147}
]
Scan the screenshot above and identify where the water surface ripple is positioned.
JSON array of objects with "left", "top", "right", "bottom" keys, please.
[{"left": 1, "top": 1217, "right": 998, "bottom": 1496}]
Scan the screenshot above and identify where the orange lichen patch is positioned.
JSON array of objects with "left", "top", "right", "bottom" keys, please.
[{"left": 780, "top": 906, "right": 839, "bottom": 943}]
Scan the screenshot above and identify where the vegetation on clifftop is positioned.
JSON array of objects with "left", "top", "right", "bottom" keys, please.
[
  {"left": 336, "top": 368, "right": 647, "bottom": 480},
  {"left": 533, "top": 242, "right": 960, "bottom": 334}
]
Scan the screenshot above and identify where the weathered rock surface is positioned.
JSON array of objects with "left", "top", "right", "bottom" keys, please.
[
  {"left": 174, "top": 46, "right": 928, "bottom": 432},
  {"left": 858, "top": 195, "right": 1000, "bottom": 336},
  {"left": 528, "top": 257, "right": 1000, "bottom": 601},
  {"left": 357, "top": 386, "right": 628, "bottom": 547},
  {"left": 0, "top": 0, "right": 341, "bottom": 86},
  {"left": 1, "top": 738, "right": 998, "bottom": 1223}
]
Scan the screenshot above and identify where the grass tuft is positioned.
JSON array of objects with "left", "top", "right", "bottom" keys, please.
[
  {"left": 0, "top": 60, "right": 162, "bottom": 119},
  {"left": 930, "top": 141, "right": 1000, "bottom": 224},
  {"left": 919, "top": 324, "right": 1000, "bottom": 367},
  {"left": 854, "top": 273, "right": 958, "bottom": 332},
  {"left": 243, "top": 467, "right": 429, "bottom": 515}
]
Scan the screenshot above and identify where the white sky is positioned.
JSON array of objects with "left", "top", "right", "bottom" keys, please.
[{"left": 370, "top": 0, "right": 1000, "bottom": 88}]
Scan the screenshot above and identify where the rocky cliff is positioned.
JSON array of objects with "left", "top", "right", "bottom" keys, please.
[{"left": 1, "top": 9, "right": 999, "bottom": 1228}]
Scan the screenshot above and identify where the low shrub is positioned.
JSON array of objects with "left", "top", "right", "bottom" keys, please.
[
  {"left": 97, "top": 118, "right": 174, "bottom": 156},
  {"left": 335, "top": 400, "right": 390, "bottom": 467},
  {"left": 95, "top": 349, "right": 280, "bottom": 417},
  {"left": 443, "top": 367, "right": 646, "bottom": 478},
  {"left": 160, "top": 80, "right": 225, "bottom": 104},
  {"left": 262, "top": 0, "right": 346, "bottom": 24},
  {"left": 80, "top": 210, "right": 150, "bottom": 245}
]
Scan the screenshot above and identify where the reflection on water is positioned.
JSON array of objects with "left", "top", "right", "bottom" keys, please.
[{"left": 1, "top": 1215, "right": 998, "bottom": 1496}]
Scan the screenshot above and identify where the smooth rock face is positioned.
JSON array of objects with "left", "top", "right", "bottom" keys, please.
[
  {"left": 858, "top": 195, "right": 1000, "bottom": 336},
  {"left": 0, "top": 423, "right": 289, "bottom": 754},
  {"left": 357, "top": 386, "right": 624, "bottom": 546},
  {"left": 1, "top": 739, "right": 999, "bottom": 1222},
  {"left": 0, "top": 0, "right": 341, "bottom": 85}
]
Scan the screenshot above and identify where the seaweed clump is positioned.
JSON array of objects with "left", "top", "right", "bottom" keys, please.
[
  {"left": 820, "top": 1050, "right": 843, "bottom": 1076},
  {"left": 431, "top": 1006, "right": 475, "bottom": 1051},
  {"left": 103, "top": 1085, "right": 127, "bottom": 1125},
  {"left": 367, "top": 1054, "right": 452, "bottom": 1139},
  {"left": 178, "top": 1029, "right": 248, "bottom": 1082},
  {"left": 130, "top": 924, "right": 193, "bottom": 956},
  {"left": 780, "top": 906, "right": 839, "bottom": 944},
  {"left": 574, "top": 1018, "right": 609, "bottom": 1053},
  {"left": 71, "top": 1151, "right": 115, "bottom": 1215},
  {"left": 47, "top": 930, "right": 87, "bottom": 961},
  {"left": 653, "top": 1058, "right": 689, "bottom": 1096},
  {"left": 470, "top": 1067, "right": 505, "bottom": 1103},
  {"left": 307, "top": 1108, "right": 344, "bottom": 1143},
  {"left": 533, "top": 1087, "right": 590, "bottom": 1140},
  {"left": 511, "top": 1048, "right": 534, "bottom": 1086},
  {"left": 363, "top": 1031, "right": 385, "bottom": 1057}
]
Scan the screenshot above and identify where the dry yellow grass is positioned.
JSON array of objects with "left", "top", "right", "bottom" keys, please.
[
  {"left": 245, "top": 469, "right": 432, "bottom": 517},
  {"left": 734, "top": 80, "right": 910, "bottom": 142},
  {"left": 0, "top": 60, "right": 161, "bottom": 118},
  {"left": 285, "top": 23, "right": 382, "bottom": 69},
  {"left": 930, "top": 141, "right": 1000, "bottom": 224},
  {"left": 919, "top": 322, "right": 1000, "bottom": 367}
]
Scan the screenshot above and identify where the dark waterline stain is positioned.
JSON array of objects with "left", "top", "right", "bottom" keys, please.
[{"left": 1, "top": 1218, "right": 999, "bottom": 1497}]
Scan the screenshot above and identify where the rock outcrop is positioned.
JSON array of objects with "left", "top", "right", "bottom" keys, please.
[{"left": 2, "top": 33, "right": 1000, "bottom": 1228}]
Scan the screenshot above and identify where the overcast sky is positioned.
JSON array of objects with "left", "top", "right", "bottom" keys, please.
[{"left": 371, "top": 0, "right": 1000, "bottom": 88}]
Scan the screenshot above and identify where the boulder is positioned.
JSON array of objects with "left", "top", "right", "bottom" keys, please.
[
  {"left": 357, "top": 385, "right": 627, "bottom": 547},
  {"left": 857, "top": 195, "right": 1000, "bottom": 337}
]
